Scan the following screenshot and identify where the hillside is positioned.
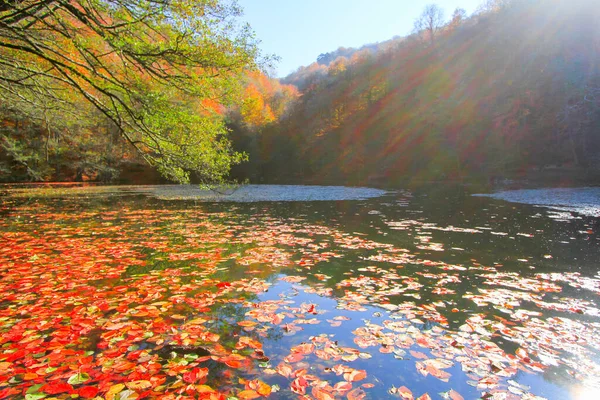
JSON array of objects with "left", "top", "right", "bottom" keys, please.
[{"left": 230, "top": 0, "right": 600, "bottom": 186}]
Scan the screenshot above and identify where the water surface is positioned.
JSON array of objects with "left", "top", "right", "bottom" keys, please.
[
  {"left": 0, "top": 184, "right": 598, "bottom": 399},
  {"left": 474, "top": 187, "right": 600, "bottom": 217}
]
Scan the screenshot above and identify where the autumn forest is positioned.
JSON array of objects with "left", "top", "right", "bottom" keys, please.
[
  {"left": 1, "top": 0, "right": 599, "bottom": 186},
  {"left": 2, "top": 2, "right": 600, "bottom": 400}
]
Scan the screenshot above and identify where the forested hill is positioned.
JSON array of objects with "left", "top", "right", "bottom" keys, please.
[
  {"left": 230, "top": 0, "right": 600, "bottom": 186},
  {"left": 280, "top": 38, "right": 404, "bottom": 91}
]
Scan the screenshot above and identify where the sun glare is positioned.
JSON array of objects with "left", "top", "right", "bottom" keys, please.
[{"left": 572, "top": 383, "right": 600, "bottom": 400}]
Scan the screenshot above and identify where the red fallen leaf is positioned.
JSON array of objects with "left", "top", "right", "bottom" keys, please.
[
  {"left": 77, "top": 355, "right": 94, "bottom": 366},
  {"left": 284, "top": 352, "right": 304, "bottom": 363},
  {"left": 218, "top": 354, "right": 247, "bottom": 369},
  {"left": 344, "top": 369, "right": 367, "bottom": 382},
  {"left": 4, "top": 350, "right": 26, "bottom": 362},
  {"left": 398, "top": 386, "right": 413, "bottom": 399},
  {"left": 97, "top": 300, "right": 110, "bottom": 312},
  {"left": 0, "top": 388, "right": 19, "bottom": 398},
  {"left": 216, "top": 282, "right": 231, "bottom": 288},
  {"left": 416, "top": 394, "right": 432, "bottom": 400},
  {"left": 448, "top": 389, "right": 464, "bottom": 400},
  {"left": 347, "top": 387, "right": 366, "bottom": 400},
  {"left": 410, "top": 350, "right": 428, "bottom": 360},
  {"left": 291, "top": 376, "right": 308, "bottom": 395},
  {"left": 42, "top": 382, "right": 73, "bottom": 394},
  {"left": 198, "top": 393, "right": 226, "bottom": 400},
  {"left": 78, "top": 386, "right": 99, "bottom": 398},
  {"left": 361, "top": 383, "right": 375, "bottom": 389}
]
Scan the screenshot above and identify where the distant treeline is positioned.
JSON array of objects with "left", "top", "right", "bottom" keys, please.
[{"left": 230, "top": 0, "right": 600, "bottom": 186}]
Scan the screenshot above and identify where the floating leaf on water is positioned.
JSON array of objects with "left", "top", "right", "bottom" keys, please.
[{"left": 67, "top": 372, "right": 90, "bottom": 385}]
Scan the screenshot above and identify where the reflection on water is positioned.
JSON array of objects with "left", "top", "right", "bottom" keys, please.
[
  {"left": 0, "top": 185, "right": 599, "bottom": 399},
  {"left": 474, "top": 187, "right": 600, "bottom": 217}
]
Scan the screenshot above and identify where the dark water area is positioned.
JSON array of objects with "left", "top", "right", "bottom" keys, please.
[{"left": 0, "top": 185, "right": 598, "bottom": 399}]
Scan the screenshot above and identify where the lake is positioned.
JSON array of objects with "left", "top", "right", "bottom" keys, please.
[{"left": 0, "top": 184, "right": 598, "bottom": 399}]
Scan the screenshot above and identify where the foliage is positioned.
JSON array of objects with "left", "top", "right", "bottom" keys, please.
[
  {"left": 226, "top": 72, "right": 299, "bottom": 182},
  {"left": 0, "top": 0, "right": 261, "bottom": 183},
  {"left": 0, "top": 104, "right": 132, "bottom": 182}
]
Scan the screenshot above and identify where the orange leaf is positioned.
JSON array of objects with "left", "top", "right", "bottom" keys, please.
[
  {"left": 237, "top": 389, "right": 261, "bottom": 400},
  {"left": 426, "top": 365, "right": 451, "bottom": 382},
  {"left": 291, "top": 343, "right": 315, "bottom": 355},
  {"left": 247, "top": 380, "right": 271, "bottom": 397},
  {"left": 125, "top": 380, "right": 152, "bottom": 390},
  {"left": 312, "top": 386, "right": 335, "bottom": 400},
  {"left": 398, "top": 386, "right": 413, "bottom": 399},
  {"left": 449, "top": 389, "right": 464, "bottom": 400},
  {"left": 277, "top": 363, "right": 293, "bottom": 378},
  {"left": 23, "top": 372, "right": 38, "bottom": 381},
  {"left": 344, "top": 369, "right": 367, "bottom": 382},
  {"left": 237, "top": 337, "right": 263, "bottom": 350},
  {"left": 347, "top": 387, "right": 366, "bottom": 400},
  {"left": 334, "top": 381, "right": 352, "bottom": 395},
  {"left": 361, "top": 383, "right": 375, "bottom": 389}
]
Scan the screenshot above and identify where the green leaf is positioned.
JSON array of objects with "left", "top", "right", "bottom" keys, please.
[
  {"left": 25, "top": 394, "right": 47, "bottom": 400},
  {"left": 67, "top": 372, "right": 90, "bottom": 385},
  {"left": 26, "top": 384, "right": 44, "bottom": 394}
]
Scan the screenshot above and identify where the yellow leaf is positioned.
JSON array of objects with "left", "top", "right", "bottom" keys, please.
[
  {"left": 237, "top": 389, "right": 261, "bottom": 399},
  {"left": 105, "top": 383, "right": 125, "bottom": 400},
  {"left": 125, "top": 380, "right": 152, "bottom": 390}
]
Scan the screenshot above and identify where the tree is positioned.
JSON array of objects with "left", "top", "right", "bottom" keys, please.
[
  {"left": 476, "top": 0, "right": 514, "bottom": 14},
  {"left": 413, "top": 4, "right": 445, "bottom": 46},
  {"left": 0, "top": 0, "right": 260, "bottom": 183},
  {"left": 450, "top": 8, "right": 467, "bottom": 28}
]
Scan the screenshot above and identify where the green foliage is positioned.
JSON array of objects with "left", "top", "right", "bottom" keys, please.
[{"left": 0, "top": 0, "right": 261, "bottom": 183}]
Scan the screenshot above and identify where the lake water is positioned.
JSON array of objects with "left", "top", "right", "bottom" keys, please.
[{"left": 0, "top": 184, "right": 599, "bottom": 399}]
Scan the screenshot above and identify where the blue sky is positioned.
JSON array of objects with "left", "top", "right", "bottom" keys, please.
[{"left": 237, "top": 0, "right": 482, "bottom": 77}]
